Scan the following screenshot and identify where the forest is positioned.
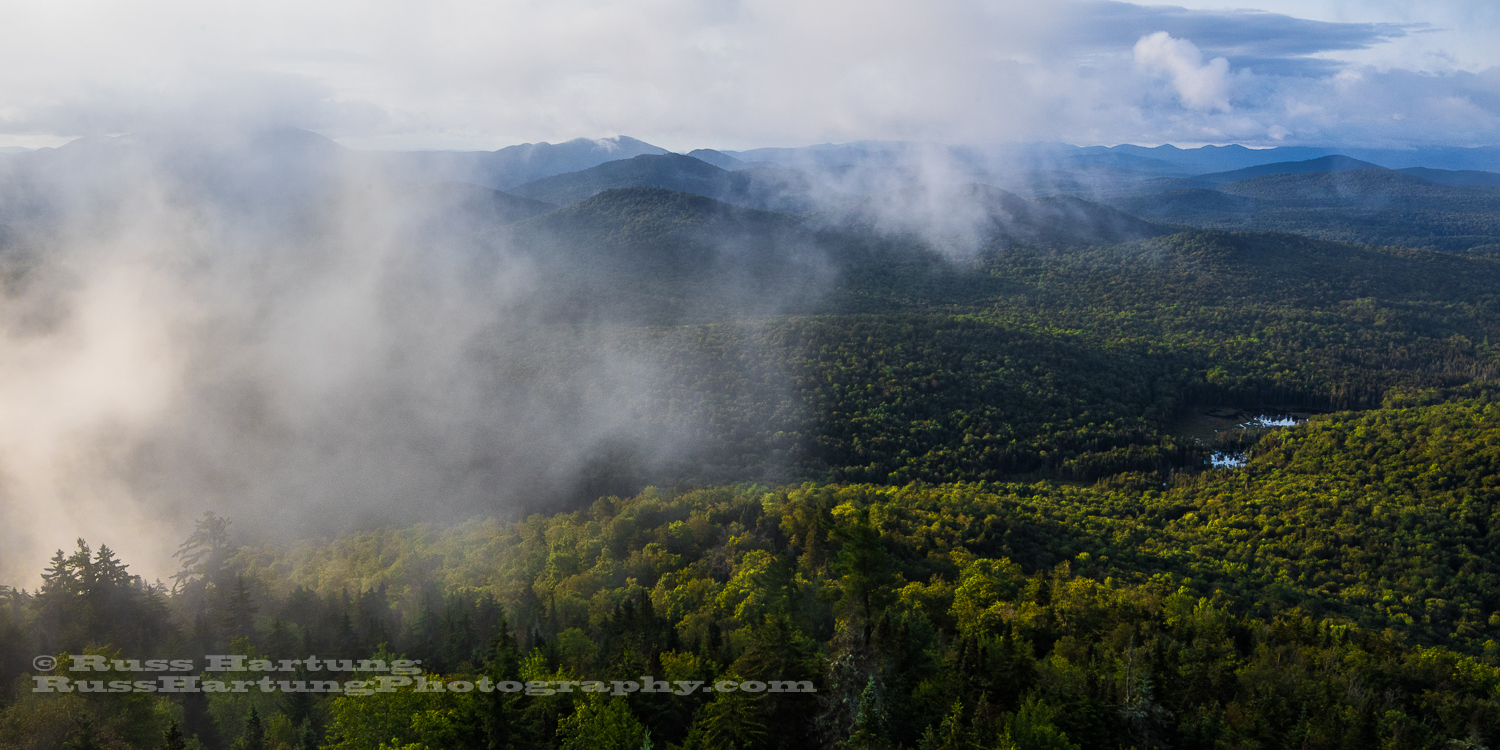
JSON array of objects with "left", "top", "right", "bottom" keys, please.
[
  {"left": 2, "top": 150, "right": 1500, "bottom": 747},
  {"left": 2, "top": 391, "right": 1499, "bottom": 748}
]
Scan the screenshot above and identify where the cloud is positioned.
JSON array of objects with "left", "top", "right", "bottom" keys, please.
[
  {"left": 1134, "top": 31, "right": 1233, "bottom": 111},
  {"left": 1074, "top": 1, "right": 1411, "bottom": 58},
  {"left": 0, "top": 71, "right": 389, "bottom": 138},
  {"left": 0, "top": 2, "right": 1490, "bottom": 156},
  {"left": 0, "top": 136, "right": 781, "bottom": 582}
]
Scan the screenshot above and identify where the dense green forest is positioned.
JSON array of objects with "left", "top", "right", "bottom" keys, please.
[
  {"left": 6, "top": 180, "right": 1500, "bottom": 748},
  {"left": 520, "top": 200, "right": 1500, "bottom": 491},
  {"left": 3, "top": 392, "right": 1500, "bottom": 748}
]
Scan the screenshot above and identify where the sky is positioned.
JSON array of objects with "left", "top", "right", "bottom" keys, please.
[{"left": 0, "top": 1, "right": 1496, "bottom": 154}]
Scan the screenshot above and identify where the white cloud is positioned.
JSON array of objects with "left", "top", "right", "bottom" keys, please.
[
  {"left": 1134, "top": 32, "right": 1233, "bottom": 111},
  {"left": 0, "top": 1, "right": 1493, "bottom": 149}
]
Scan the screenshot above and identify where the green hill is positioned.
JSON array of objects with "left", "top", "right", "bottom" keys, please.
[
  {"left": 498, "top": 187, "right": 830, "bottom": 325},
  {"left": 508, "top": 153, "right": 828, "bottom": 213}
]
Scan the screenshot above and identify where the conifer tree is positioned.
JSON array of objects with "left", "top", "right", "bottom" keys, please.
[
  {"left": 234, "top": 706, "right": 266, "bottom": 750},
  {"left": 159, "top": 722, "right": 186, "bottom": 750}
]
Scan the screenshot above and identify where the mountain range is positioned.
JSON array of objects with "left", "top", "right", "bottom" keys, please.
[{"left": 5, "top": 128, "right": 1500, "bottom": 255}]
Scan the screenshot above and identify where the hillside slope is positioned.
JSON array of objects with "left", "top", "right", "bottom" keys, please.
[
  {"left": 508, "top": 153, "right": 829, "bottom": 212},
  {"left": 819, "top": 183, "right": 1164, "bottom": 250}
]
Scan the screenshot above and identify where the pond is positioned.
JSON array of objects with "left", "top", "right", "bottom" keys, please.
[
  {"left": 1172, "top": 406, "right": 1314, "bottom": 469},
  {"left": 1172, "top": 407, "right": 1313, "bottom": 442}
]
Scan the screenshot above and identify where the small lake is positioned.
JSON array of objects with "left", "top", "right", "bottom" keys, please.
[
  {"left": 1172, "top": 407, "right": 1313, "bottom": 443},
  {"left": 1173, "top": 407, "right": 1314, "bottom": 469}
]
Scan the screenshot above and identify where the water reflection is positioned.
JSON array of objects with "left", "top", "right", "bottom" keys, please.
[
  {"left": 1172, "top": 408, "right": 1312, "bottom": 470},
  {"left": 1249, "top": 415, "right": 1299, "bottom": 428}
]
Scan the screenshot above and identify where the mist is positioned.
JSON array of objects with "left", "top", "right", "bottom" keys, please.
[{"left": 0, "top": 132, "right": 836, "bottom": 586}]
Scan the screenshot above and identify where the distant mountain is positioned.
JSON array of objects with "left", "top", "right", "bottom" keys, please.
[
  {"left": 512, "top": 185, "right": 802, "bottom": 246},
  {"left": 1061, "top": 151, "right": 1186, "bottom": 174},
  {"left": 0, "top": 130, "right": 672, "bottom": 230},
  {"left": 410, "top": 182, "right": 557, "bottom": 226},
  {"left": 685, "top": 149, "right": 747, "bottom": 170},
  {"left": 714, "top": 141, "right": 1500, "bottom": 187},
  {"left": 1100, "top": 169, "right": 1500, "bottom": 252},
  {"left": 1086, "top": 144, "right": 1500, "bottom": 173},
  {"left": 821, "top": 183, "right": 1164, "bottom": 249},
  {"left": 507, "top": 153, "right": 830, "bottom": 213},
  {"left": 0, "top": 128, "right": 352, "bottom": 225},
  {"left": 723, "top": 141, "right": 1310, "bottom": 180},
  {"left": 502, "top": 187, "right": 831, "bottom": 323},
  {"left": 1193, "top": 155, "right": 1388, "bottom": 185},
  {"left": 1338, "top": 145, "right": 1500, "bottom": 172},
  {"left": 724, "top": 142, "right": 912, "bottom": 171},
  {"left": 373, "top": 136, "right": 670, "bottom": 190},
  {"left": 1396, "top": 167, "right": 1500, "bottom": 188},
  {"left": 1096, "top": 144, "right": 1339, "bottom": 174}
]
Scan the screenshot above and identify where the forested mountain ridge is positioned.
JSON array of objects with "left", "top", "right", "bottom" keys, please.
[
  {"left": 507, "top": 154, "right": 829, "bottom": 213},
  {"left": 1397, "top": 167, "right": 1500, "bottom": 188},
  {"left": 494, "top": 187, "right": 831, "bottom": 324},
  {"left": 1189, "top": 155, "right": 1389, "bottom": 185},
  {"left": 815, "top": 183, "right": 1165, "bottom": 250},
  {"left": 361, "top": 135, "right": 673, "bottom": 190},
  {"left": 471, "top": 145, "right": 1500, "bottom": 255},
  {"left": 1104, "top": 169, "right": 1500, "bottom": 253}
]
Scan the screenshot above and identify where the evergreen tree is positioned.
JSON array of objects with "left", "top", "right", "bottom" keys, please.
[
  {"left": 63, "top": 714, "right": 103, "bottom": 750},
  {"left": 225, "top": 575, "right": 257, "bottom": 640},
  {"left": 691, "top": 691, "right": 766, "bottom": 750},
  {"left": 158, "top": 722, "right": 186, "bottom": 750},
  {"left": 234, "top": 706, "right": 267, "bottom": 750},
  {"left": 484, "top": 614, "right": 528, "bottom": 750}
]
